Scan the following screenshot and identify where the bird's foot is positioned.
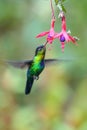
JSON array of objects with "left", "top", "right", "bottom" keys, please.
[{"left": 33, "top": 76, "right": 39, "bottom": 80}]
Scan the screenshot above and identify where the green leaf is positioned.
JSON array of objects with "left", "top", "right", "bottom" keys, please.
[
  {"left": 62, "top": 0, "right": 66, "bottom": 2},
  {"left": 61, "top": 4, "right": 66, "bottom": 13},
  {"left": 54, "top": 0, "right": 59, "bottom": 5},
  {"left": 54, "top": 0, "right": 66, "bottom": 6}
]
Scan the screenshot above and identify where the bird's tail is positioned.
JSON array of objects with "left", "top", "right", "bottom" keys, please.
[{"left": 25, "top": 76, "right": 34, "bottom": 95}]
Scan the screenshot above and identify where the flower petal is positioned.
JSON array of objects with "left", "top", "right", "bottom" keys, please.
[
  {"left": 47, "top": 35, "right": 54, "bottom": 43},
  {"left": 36, "top": 31, "right": 49, "bottom": 38},
  {"left": 61, "top": 42, "right": 65, "bottom": 52},
  {"left": 68, "top": 34, "right": 77, "bottom": 44},
  {"left": 51, "top": 19, "right": 55, "bottom": 28},
  {"left": 48, "top": 39, "right": 53, "bottom": 44},
  {"left": 62, "top": 31, "right": 70, "bottom": 42},
  {"left": 62, "top": 16, "right": 66, "bottom": 31},
  {"left": 49, "top": 28, "right": 55, "bottom": 36},
  {"left": 54, "top": 32, "right": 62, "bottom": 38}
]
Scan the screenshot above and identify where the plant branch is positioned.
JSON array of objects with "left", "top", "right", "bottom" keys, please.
[{"left": 50, "top": 0, "right": 55, "bottom": 19}]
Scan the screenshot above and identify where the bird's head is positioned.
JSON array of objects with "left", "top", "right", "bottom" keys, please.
[{"left": 35, "top": 45, "right": 46, "bottom": 56}]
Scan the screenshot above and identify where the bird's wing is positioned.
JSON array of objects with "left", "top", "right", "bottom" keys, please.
[
  {"left": 45, "top": 59, "right": 71, "bottom": 66},
  {"left": 5, "top": 60, "right": 33, "bottom": 69},
  {"left": 2, "top": 59, "right": 71, "bottom": 69}
]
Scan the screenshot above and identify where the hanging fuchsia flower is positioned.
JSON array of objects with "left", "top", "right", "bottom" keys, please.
[
  {"left": 55, "top": 13, "right": 78, "bottom": 52},
  {"left": 36, "top": 18, "right": 57, "bottom": 44}
]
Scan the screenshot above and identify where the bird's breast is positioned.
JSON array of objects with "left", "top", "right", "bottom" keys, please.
[{"left": 30, "top": 60, "right": 45, "bottom": 76}]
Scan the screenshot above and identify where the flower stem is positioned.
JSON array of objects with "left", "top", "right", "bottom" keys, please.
[{"left": 50, "top": 0, "right": 55, "bottom": 19}]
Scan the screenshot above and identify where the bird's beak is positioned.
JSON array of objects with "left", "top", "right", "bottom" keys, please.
[
  {"left": 43, "top": 45, "right": 46, "bottom": 48},
  {"left": 44, "top": 41, "right": 48, "bottom": 47}
]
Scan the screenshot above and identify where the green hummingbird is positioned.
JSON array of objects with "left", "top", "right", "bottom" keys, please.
[{"left": 6, "top": 45, "right": 69, "bottom": 95}]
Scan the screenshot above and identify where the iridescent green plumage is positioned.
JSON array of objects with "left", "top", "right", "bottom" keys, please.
[
  {"left": 28, "top": 45, "right": 46, "bottom": 77},
  {"left": 5, "top": 45, "right": 70, "bottom": 95},
  {"left": 25, "top": 45, "right": 46, "bottom": 94}
]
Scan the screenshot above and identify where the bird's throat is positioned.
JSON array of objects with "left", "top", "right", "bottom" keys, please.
[{"left": 34, "top": 55, "right": 45, "bottom": 62}]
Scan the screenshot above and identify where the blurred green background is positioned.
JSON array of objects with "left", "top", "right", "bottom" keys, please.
[{"left": 0, "top": 0, "right": 87, "bottom": 130}]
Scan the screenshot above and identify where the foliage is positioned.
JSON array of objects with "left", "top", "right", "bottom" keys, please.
[{"left": 54, "top": 0, "right": 66, "bottom": 13}]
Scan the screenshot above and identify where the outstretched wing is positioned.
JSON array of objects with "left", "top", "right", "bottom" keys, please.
[
  {"left": 2, "top": 58, "right": 71, "bottom": 69},
  {"left": 45, "top": 59, "right": 71, "bottom": 66},
  {"left": 5, "top": 60, "right": 33, "bottom": 69}
]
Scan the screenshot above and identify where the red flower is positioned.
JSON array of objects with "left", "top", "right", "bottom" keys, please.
[
  {"left": 36, "top": 19, "right": 57, "bottom": 44},
  {"left": 55, "top": 13, "right": 78, "bottom": 52}
]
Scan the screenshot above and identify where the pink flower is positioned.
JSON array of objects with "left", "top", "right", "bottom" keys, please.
[
  {"left": 55, "top": 15, "right": 78, "bottom": 52},
  {"left": 36, "top": 19, "right": 57, "bottom": 44}
]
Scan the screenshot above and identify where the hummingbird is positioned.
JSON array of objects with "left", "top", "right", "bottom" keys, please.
[{"left": 6, "top": 45, "right": 69, "bottom": 95}]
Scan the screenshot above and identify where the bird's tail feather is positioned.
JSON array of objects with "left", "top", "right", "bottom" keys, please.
[{"left": 25, "top": 76, "right": 34, "bottom": 95}]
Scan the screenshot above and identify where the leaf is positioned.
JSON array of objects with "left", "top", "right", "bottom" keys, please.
[
  {"left": 62, "top": 0, "right": 66, "bottom": 2},
  {"left": 57, "top": 2, "right": 66, "bottom": 13},
  {"left": 54, "top": 0, "right": 66, "bottom": 12},
  {"left": 54, "top": 0, "right": 59, "bottom": 5},
  {"left": 54, "top": 0, "right": 66, "bottom": 5},
  {"left": 61, "top": 4, "right": 66, "bottom": 13}
]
